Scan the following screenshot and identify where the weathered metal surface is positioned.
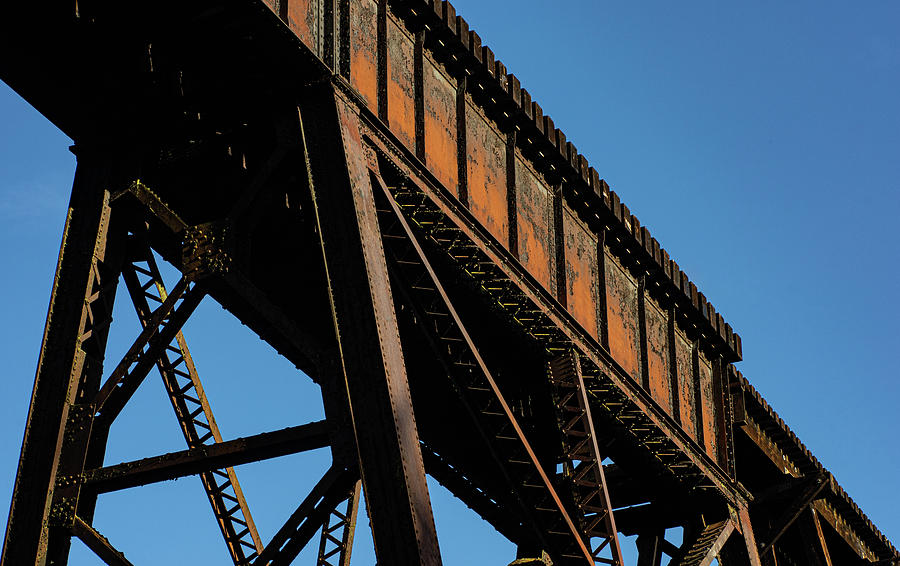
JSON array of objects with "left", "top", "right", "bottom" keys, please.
[
  {"left": 121, "top": 237, "right": 264, "bottom": 564},
  {"left": 1, "top": 152, "right": 120, "bottom": 566},
  {"left": 643, "top": 294, "right": 671, "bottom": 416},
  {"left": 349, "top": 0, "right": 378, "bottom": 112},
  {"left": 69, "top": 516, "right": 133, "bottom": 566},
  {"left": 673, "top": 520, "right": 734, "bottom": 566},
  {"left": 255, "top": 465, "right": 361, "bottom": 565},
  {"left": 359, "top": 100, "right": 898, "bottom": 561},
  {"left": 735, "top": 504, "right": 763, "bottom": 566},
  {"left": 514, "top": 153, "right": 554, "bottom": 291},
  {"left": 286, "top": 0, "right": 321, "bottom": 56},
  {"left": 363, "top": 114, "right": 741, "bottom": 493},
  {"left": 696, "top": 351, "right": 720, "bottom": 464},
  {"left": 422, "top": 53, "right": 458, "bottom": 196},
  {"left": 373, "top": 169, "right": 592, "bottom": 563},
  {"left": 547, "top": 352, "right": 623, "bottom": 564},
  {"left": 0, "top": 1, "right": 897, "bottom": 565},
  {"left": 673, "top": 327, "right": 697, "bottom": 440},
  {"left": 386, "top": 10, "right": 416, "bottom": 152},
  {"left": 563, "top": 209, "right": 599, "bottom": 340},
  {"left": 316, "top": 480, "right": 361, "bottom": 566},
  {"left": 757, "top": 473, "right": 828, "bottom": 557},
  {"left": 798, "top": 508, "right": 834, "bottom": 566},
  {"left": 84, "top": 422, "right": 330, "bottom": 493},
  {"left": 275, "top": 2, "right": 749, "bottom": 431},
  {"left": 91, "top": 278, "right": 204, "bottom": 431},
  {"left": 302, "top": 84, "right": 442, "bottom": 565},
  {"left": 604, "top": 251, "right": 642, "bottom": 382},
  {"left": 464, "top": 96, "right": 508, "bottom": 245}
]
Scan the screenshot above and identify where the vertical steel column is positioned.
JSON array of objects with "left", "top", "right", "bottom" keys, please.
[
  {"left": 736, "top": 505, "right": 763, "bottom": 566},
  {"left": 718, "top": 507, "right": 763, "bottom": 566},
  {"left": 300, "top": 83, "right": 442, "bottom": 566},
  {"left": 2, "top": 150, "right": 122, "bottom": 566}
]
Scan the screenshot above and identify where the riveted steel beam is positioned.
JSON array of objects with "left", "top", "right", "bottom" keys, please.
[
  {"left": 371, "top": 170, "right": 592, "bottom": 564},
  {"left": 84, "top": 422, "right": 330, "bottom": 493},
  {"left": 1, "top": 150, "right": 125, "bottom": 566},
  {"left": 299, "top": 82, "right": 442, "bottom": 566}
]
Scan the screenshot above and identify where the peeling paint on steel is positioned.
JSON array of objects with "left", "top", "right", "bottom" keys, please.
[
  {"left": 514, "top": 154, "right": 553, "bottom": 291},
  {"left": 287, "top": 0, "right": 321, "bottom": 57},
  {"left": 350, "top": 0, "right": 378, "bottom": 112},
  {"left": 387, "top": 14, "right": 415, "bottom": 152},
  {"left": 604, "top": 251, "right": 641, "bottom": 382},
  {"left": 423, "top": 55, "right": 458, "bottom": 196},
  {"left": 674, "top": 328, "right": 697, "bottom": 440},
  {"left": 563, "top": 209, "right": 598, "bottom": 339},
  {"left": 464, "top": 98, "right": 507, "bottom": 245},
  {"left": 643, "top": 295, "right": 671, "bottom": 415},
  {"left": 697, "top": 351, "right": 720, "bottom": 462}
]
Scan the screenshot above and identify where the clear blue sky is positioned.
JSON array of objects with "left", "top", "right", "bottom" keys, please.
[{"left": 1, "top": 1, "right": 898, "bottom": 564}]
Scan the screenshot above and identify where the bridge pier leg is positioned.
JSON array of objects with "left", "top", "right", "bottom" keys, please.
[
  {"left": 1, "top": 150, "right": 124, "bottom": 566},
  {"left": 719, "top": 506, "right": 763, "bottom": 566},
  {"left": 636, "top": 529, "right": 665, "bottom": 566},
  {"left": 300, "top": 83, "right": 443, "bottom": 566},
  {"left": 736, "top": 504, "right": 763, "bottom": 566}
]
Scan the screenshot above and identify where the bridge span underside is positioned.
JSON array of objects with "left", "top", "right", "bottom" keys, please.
[{"left": 1, "top": 1, "right": 896, "bottom": 565}]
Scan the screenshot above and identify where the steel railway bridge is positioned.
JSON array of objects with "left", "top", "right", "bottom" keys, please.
[{"left": 1, "top": 1, "right": 897, "bottom": 565}]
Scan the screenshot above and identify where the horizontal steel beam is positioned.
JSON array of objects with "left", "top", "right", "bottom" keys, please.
[{"left": 85, "top": 421, "right": 330, "bottom": 493}]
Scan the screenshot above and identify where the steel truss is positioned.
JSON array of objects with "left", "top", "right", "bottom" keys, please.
[
  {"left": 121, "top": 229, "right": 264, "bottom": 564},
  {"left": 3, "top": 0, "right": 898, "bottom": 563},
  {"left": 1, "top": 83, "right": 801, "bottom": 566},
  {"left": 372, "top": 167, "right": 621, "bottom": 565},
  {"left": 1, "top": 177, "right": 354, "bottom": 565},
  {"left": 354, "top": 98, "right": 769, "bottom": 566}
]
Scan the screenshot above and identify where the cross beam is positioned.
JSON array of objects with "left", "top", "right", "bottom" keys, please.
[{"left": 84, "top": 421, "right": 331, "bottom": 493}]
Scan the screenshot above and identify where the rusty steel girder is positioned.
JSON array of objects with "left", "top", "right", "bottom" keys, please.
[{"left": 0, "top": 1, "right": 897, "bottom": 565}]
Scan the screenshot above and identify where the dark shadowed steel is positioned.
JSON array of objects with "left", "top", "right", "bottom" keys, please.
[{"left": 0, "top": 1, "right": 897, "bottom": 565}]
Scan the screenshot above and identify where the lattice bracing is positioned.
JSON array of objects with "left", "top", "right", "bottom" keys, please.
[{"left": 120, "top": 230, "right": 264, "bottom": 565}]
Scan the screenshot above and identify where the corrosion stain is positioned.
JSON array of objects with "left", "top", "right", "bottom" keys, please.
[
  {"left": 563, "top": 209, "right": 598, "bottom": 339},
  {"left": 350, "top": 0, "right": 378, "bottom": 112},
  {"left": 423, "top": 55, "right": 458, "bottom": 196},
  {"left": 674, "top": 329, "right": 697, "bottom": 440},
  {"left": 464, "top": 99, "right": 507, "bottom": 245},
  {"left": 604, "top": 251, "right": 641, "bottom": 382},
  {"left": 697, "top": 351, "right": 720, "bottom": 462},
  {"left": 643, "top": 296, "right": 671, "bottom": 415},
  {"left": 514, "top": 155, "right": 553, "bottom": 290},
  {"left": 387, "top": 15, "right": 415, "bottom": 152},
  {"left": 287, "top": 0, "right": 319, "bottom": 56}
]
